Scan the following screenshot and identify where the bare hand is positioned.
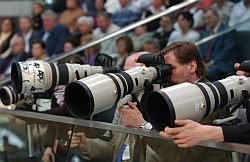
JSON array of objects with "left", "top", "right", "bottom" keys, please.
[
  {"left": 234, "top": 63, "right": 249, "bottom": 76},
  {"left": 68, "top": 130, "right": 89, "bottom": 152},
  {"left": 159, "top": 120, "right": 224, "bottom": 148},
  {"left": 42, "top": 147, "right": 55, "bottom": 162},
  {"left": 119, "top": 101, "right": 144, "bottom": 128}
]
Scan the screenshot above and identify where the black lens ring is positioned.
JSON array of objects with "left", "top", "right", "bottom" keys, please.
[
  {"left": 212, "top": 81, "right": 228, "bottom": 108},
  {"left": 196, "top": 83, "right": 211, "bottom": 118},
  {"left": 114, "top": 73, "right": 127, "bottom": 98},
  {"left": 119, "top": 71, "right": 134, "bottom": 94},
  {"left": 50, "top": 63, "right": 57, "bottom": 88},
  {"left": 106, "top": 74, "right": 121, "bottom": 103},
  {"left": 57, "top": 64, "right": 69, "bottom": 85},
  {"left": 205, "top": 82, "right": 220, "bottom": 112},
  {"left": 146, "top": 91, "right": 176, "bottom": 130},
  {"left": 65, "top": 81, "right": 94, "bottom": 118},
  {"left": 11, "top": 63, "right": 23, "bottom": 93}
]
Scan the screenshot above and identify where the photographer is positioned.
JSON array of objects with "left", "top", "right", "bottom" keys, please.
[
  {"left": 159, "top": 63, "right": 250, "bottom": 148},
  {"left": 69, "top": 42, "right": 230, "bottom": 162}
]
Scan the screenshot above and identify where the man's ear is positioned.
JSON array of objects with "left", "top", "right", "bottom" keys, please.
[{"left": 188, "top": 60, "right": 197, "bottom": 74}]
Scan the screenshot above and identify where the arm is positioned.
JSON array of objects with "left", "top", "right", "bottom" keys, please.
[
  {"left": 68, "top": 130, "right": 114, "bottom": 160},
  {"left": 159, "top": 120, "right": 224, "bottom": 148},
  {"left": 119, "top": 101, "right": 146, "bottom": 128}
]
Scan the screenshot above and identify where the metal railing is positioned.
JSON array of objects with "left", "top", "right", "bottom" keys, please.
[
  {"left": 0, "top": 0, "right": 199, "bottom": 86},
  {"left": 0, "top": 108, "right": 250, "bottom": 154},
  {"left": 195, "top": 18, "right": 250, "bottom": 46}
]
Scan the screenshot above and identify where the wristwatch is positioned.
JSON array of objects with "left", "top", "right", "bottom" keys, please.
[{"left": 139, "top": 121, "right": 153, "bottom": 130}]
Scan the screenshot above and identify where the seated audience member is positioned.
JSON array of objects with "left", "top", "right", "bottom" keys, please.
[
  {"left": 185, "top": 2, "right": 205, "bottom": 31},
  {"left": 104, "top": 0, "right": 121, "bottom": 14},
  {"left": 95, "top": 0, "right": 107, "bottom": 13},
  {"left": 32, "top": 1, "right": 44, "bottom": 31},
  {"left": 168, "top": 11, "right": 200, "bottom": 44},
  {"left": 228, "top": 0, "right": 250, "bottom": 31},
  {"left": 153, "top": 15, "right": 174, "bottom": 49},
  {"left": 199, "top": 8, "right": 237, "bottom": 81},
  {"left": 68, "top": 42, "right": 230, "bottom": 162},
  {"left": 81, "top": 35, "right": 100, "bottom": 65},
  {"left": 63, "top": 37, "right": 79, "bottom": 53},
  {"left": 114, "top": 36, "right": 134, "bottom": 70},
  {"left": 160, "top": 63, "right": 250, "bottom": 147},
  {"left": 75, "top": 16, "right": 94, "bottom": 41},
  {"left": 0, "top": 35, "right": 29, "bottom": 79},
  {"left": 129, "top": 25, "right": 153, "bottom": 51},
  {"left": 40, "top": 10, "right": 70, "bottom": 57},
  {"left": 211, "top": 0, "right": 233, "bottom": 24},
  {"left": 93, "top": 12, "right": 120, "bottom": 54},
  {"left": 29, "top": 40, "right": 47, "bottom": 60},
  {"left": 18, "top": 16, "right": 40, "bottom": 55},
  {"left": 111, "top": 0, "right": 140, "bottom": 27},
  {"left": 143, "top": 39, "right": 160, "bottom": 53},
  {"left": 59, "top": 0, "right": 83, "bottom": 33},
  {"left": 142, "top": 0, "right": 166, "bottom": 31},
  {"left": 0, "top": 17, "right": 15, "bottom": 59}
]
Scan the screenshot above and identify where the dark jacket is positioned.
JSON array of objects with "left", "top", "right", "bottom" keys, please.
[
  {"left": 39, "top": 24, "right": 70, "bottom": 57},
  {"left": 17, "top": 30, "right": 40, "bottom": 56},
  {"left": 0, "top": 32, "right": 15, "bottom": 55},
  {"left": 0, "top": 52, "right": 29, "bottom": 75},
  {"left": 199, "top": 23, "right": 237, "bottom": 81}
]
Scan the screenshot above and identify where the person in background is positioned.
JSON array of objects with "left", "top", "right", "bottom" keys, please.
[
  {"left": 80, "top": 34, "right": 100, "bottom": 65},
  {"left": 63, "top": 37, "right": 79, "bottom": 53},
  {"left": 0, "top": 35, "right": 29, "bottom": 79},
  {"left": 129, "top": 25, "right": 153, "bottom": 52},
  {"left": 143, "top": 39, "right": 160, "bottom": 53},
  {"left": 211, "top": 0, "right": 234, "bottom": 24},
  {"left": 93, "top": 12, "right": 120, "bottom": 54},
  {"left": 59, "top": 0, "right": 83, "bottom": 33},
  {"left": 115, "top": 36, "right": 134, "bottom": 70},
  {"left": 111, "top": 0, "right": 141, "bottom": 27},
  {"left": 199, "top": 8, "right": 237, "bottom": 81},
  {"left": 0, "top": 17, "right": 15, "bottom": 59},
  {"left": 75, "top": 16, "right": 94, "bottom": 41},
  {"left": 92, "top": 0, "right": 107, "bottom": 28},
  {"left": 142, "top": 0, "right": 166, "bottom": 32},
  {"left": 228, "top": 0, "right": 250, "bottom": 31},
  {"left": 29, "top": 40, "right": 47, "bottom": 60},
  {"left": 153, "top": 15, "right": 174, "bottom": 49},
  {"left": 32, "top": 0, "right": 44, "bottom": 31},
  {"left": 18, "top": 16, "right": 40, "bottom": 56},
  {"left": 40, "top": 9, "right": 70, "bottom": 57},
  {"left": 168, "top": 11, "right": 200, "bottom": 44}
]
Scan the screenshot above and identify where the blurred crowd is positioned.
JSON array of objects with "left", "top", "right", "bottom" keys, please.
[{"left": 0, "top": 0, "right": 250, "bottom": 81}]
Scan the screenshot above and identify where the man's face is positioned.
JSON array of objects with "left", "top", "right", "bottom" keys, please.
[
  {"left": 96, "top": 16, "right": 110, "bottom": 31},
  {"left": 204, "top": 10, "right": 219, "bottom": 30},
  {"left": 43, "top": 16, "right": 56, "bottom": 32},
  {"left": 11, "top": 38, "right": 25, "bottom": 55},
  {"left": 177, "top": 15, "right": 190, "bottom": 30},
  {"left": 164, "top": 51, "right": 192, "bottom": 85},
  {"left": 32, "top": 43, "right": 44, "bottom": 59},
  {"left": 19, "top": 18, "right": 32, "bottom": 33}
]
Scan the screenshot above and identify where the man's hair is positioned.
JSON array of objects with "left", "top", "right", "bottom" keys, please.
[
  {"left": 97, "top": 11, "right": 111, "bottom": 20},
  {"left": 42, "top": 9, "right": 57, "bottom": 20},
  {"left": 32, "top": 40, "right": 46, "bottom": 49},
  {"left": 204, "top": 8, "right": 220, "bottom": 17},
  {"left": 178, "top": 11, "right": 194, "bottom": 28},
  {"left": 144, "top": 39, "right": 160, "bottom": 51},
  {"left": 162, "top": 41, "right": 206, "bottom": 78},
  {"left": 77, "top": 16, "right": 94, "bottom": 28}
]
